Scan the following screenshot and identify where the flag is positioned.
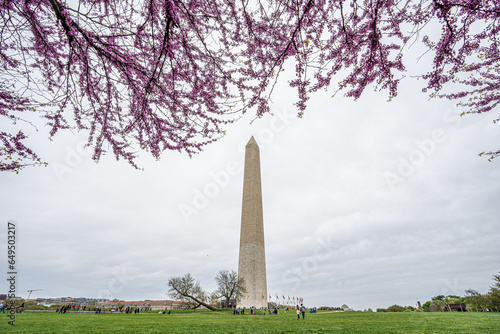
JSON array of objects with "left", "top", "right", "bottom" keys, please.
[
  {"left": 276, "top": 295, "right": 279, "bottom": 299},
  {"left": 269, "top": 295, "right": 271, "bottom": 299}
]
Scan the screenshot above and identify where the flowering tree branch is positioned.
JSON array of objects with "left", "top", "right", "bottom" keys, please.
[{"left": 1, "top": 0, "right": 499, "bottom": 173}]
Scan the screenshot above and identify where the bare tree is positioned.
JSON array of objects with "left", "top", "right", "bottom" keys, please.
[
  {"left": 167, "top": 273, "right": 218, "bottom": 311},
  {"left": 214, "top": 270, "right": 247, "bottom": 308}
]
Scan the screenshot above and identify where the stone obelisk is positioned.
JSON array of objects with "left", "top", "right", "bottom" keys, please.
[{"left": 237, "top": 136, "right": 268, "bottom": 309}]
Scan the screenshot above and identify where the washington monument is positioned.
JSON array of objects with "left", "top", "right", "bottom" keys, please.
[{"left": 237, "top": 136, "right": 268, "bottom": 309}]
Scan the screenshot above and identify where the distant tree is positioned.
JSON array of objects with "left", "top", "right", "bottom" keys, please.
[
  {"left": 267, "top": 302, "right": 275, "bottom": 308},
  {"left": 3, "top": 0, "right": 500, "bottom": 173},
  {"left": 422, "top": 301, "right": 431, "bottom": 312},
  {"left": 432, "top": 295, "right": 445, "bottom": 301},
  {"left": 386, "top": 304, "right": 405, "bottom": 312},
  {"left": 366, "top": 308, "right": 373, "bottom": 312},
  {"left": 214, "top": 270, "right": 247, "bottom": 308},
  {"left": 489, "top": 272, "right": 500, "bottom": 312},
  {"left": 443, "top": 296, "right": 451, "bottom": 312},
  {"left": 376, "top": 308, "right": 386, "bottom": 313},
  {"left": 447, "top": 295, "right": 461, "bottom": 299},
  {"left": 209, "top": 291, "right": 222, "bottom": 309},
  {"left": 167, "top": 273, "right": 217, "bottom": 311},
  {"left": 482, "top": 293, "right": 494, "bottom": 312},
  {"left": 429, "top": 300, "right": 446, "bottom": 312},
  {"left": 465, "top": 289, "right": 485, "bottom": 312}
]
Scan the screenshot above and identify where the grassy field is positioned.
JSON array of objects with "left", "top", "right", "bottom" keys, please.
[{"left": 1, "top": 310, "right": 499, "bottom": 333}]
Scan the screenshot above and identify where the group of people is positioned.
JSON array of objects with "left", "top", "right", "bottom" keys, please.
[
  {"left": 269, "top": 308, "right": 279, "bottom": 315},
  {"left": 296, "top": 304, "right": 306, "bottom": 320},
  {"left": 56, "top": 305, "right": 74, "bottom": 313},
  {"left": 232, "top": 308, "right": 244, "bottom": 315},
  {"left": 56, "top": 304, "right": 87, "bottom": 313},
  {"left": 231, "top": 307, "right": 280, "bottom": 315},
  {"left": 230, "top": 304, "right": 307, "bottom": 319},
  {"left": 116, "top": 306, "right": 140, "bottom": 314},
  {"left": 55, "top": 304, "right": 106, "bottom": 313},
  {"left": 0, "top": 303, "right": 24, "bottom": 313},
  {"left": 319, "top": 307, "right": 342, "bottom": 311}
]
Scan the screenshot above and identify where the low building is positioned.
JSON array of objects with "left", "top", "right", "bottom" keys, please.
[{"left": 445, "top": 304, "right": 467, "bottom": 312}]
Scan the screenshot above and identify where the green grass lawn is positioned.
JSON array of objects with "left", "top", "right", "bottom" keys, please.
[{"left": 2, "top": 310, "right": 499, "bottom": 333}]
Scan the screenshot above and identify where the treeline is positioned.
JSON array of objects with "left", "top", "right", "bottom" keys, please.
[
  {"left": 378, "top": 272, "right": 500, "bottom": 312},
  {"left": 422, "top": 295, "right": 466, "bottom": 312},
  {"left": 423, "top": 272, "right": 500, "bottom": 312}
]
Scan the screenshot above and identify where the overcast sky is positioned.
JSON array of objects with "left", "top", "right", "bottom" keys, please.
[{"left": 1, "top": 46, "right": 500, "bottom": 311}]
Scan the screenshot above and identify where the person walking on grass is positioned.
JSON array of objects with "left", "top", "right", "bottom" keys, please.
[
  {"left": 300, "top": 304, "right": 306, "bottom": 320},
  {"left": 296, "top": 305, "right": 300, "bottom": 320}
]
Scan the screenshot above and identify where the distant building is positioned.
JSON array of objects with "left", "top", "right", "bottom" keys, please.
[
  {"left": 96, "top": 298, "right": 111, "bottom": 303},
  {"left": 445, "top": 304, "right": 467, "bottom": 312},
  {"left": 341, "top": 304, "right": 353, "bottom": 311},
  {"left": 33, "top": 297, "right": 108, "bottom": 307}
]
